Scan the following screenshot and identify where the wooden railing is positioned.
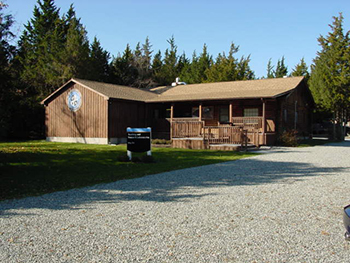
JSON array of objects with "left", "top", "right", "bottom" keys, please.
[
  {"left": 172, "top": 120, "right": 204, "bottom": 138},
  {"left": 232, "top": 117, "right": 263, "bottom": 130},
  {"left": 171, "top": 117, "right": 263, "bottom": 147},
  {"left": 203, "top": 126, "right": 241, "bottom": 144}
]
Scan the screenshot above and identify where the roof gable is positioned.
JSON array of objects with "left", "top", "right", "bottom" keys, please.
[{"left": 41, "top": 78, "right": 158, "bottom": 105}]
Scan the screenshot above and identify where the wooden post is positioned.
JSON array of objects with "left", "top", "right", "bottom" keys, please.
[
  {"left": 199, "top": 103, "right": 202, "bottom": 121},
  {"left": 229, "top": 102, "right": 233, "bottom": 123},
  {"left": 262, "top": 99, "right": 266, "bottom": 145},
  {"left": 170, "top": 104, "right": 174, "bottom": 140}
]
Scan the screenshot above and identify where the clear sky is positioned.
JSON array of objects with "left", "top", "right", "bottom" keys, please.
[{"left": 6, "top": 0, "right": 350, "bottom": 78}]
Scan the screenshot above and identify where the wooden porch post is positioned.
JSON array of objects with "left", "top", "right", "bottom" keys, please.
[
  {"left": 229, "top": 102, "right": 233, "bottom": 123},
  {"left": 170, "top": 103, "right": 174, "bottom": 140},
  {"left": 262, "top": 99, "right": 266, "bottom": 145},
  {"left": 199, "top": 103, "right": 202, "bottom": 121}
]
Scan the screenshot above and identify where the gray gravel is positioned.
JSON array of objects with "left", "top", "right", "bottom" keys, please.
[{"left": 1, "top": 141, "right": 350, "bottom": 262}]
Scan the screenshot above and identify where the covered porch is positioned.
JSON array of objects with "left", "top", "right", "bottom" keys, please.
[{"left": 167, "top": 99, "right": 276, "bottom": 150}]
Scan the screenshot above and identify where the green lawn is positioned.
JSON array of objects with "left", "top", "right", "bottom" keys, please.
[{"left": 0, "top": 141, "right": 256, "bottom": 201}]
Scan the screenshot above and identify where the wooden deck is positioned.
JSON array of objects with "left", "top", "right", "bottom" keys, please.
[{"left": 171, "top": 117, "right": 266, "bottom": 150}]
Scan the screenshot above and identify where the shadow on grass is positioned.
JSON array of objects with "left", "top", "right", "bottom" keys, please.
[{"left": 1, "top": 154, "right": 347, "bottom": 216}]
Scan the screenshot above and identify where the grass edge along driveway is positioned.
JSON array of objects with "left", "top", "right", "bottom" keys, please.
[{"left": 0, "top": 141, "right": 256, "bottom": 201}]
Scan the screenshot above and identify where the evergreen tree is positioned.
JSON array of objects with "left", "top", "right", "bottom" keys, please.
[
  {"left": 205, "top": 43, "right": 254, "bottom": 82},
  {"left": 87, "top": 37, "right": 110, "bottom": 82},
  {"left": 275, "top": 56, "right": 288, "bottom": 78},
  {"left": 151, "top": 50, "right": 163, "bottom": 85},
  {"left": 159, "top": 36, "right": 178, "bottom": 85},
  {"left": 180, "top": 44, "right": 211, "bottom": 84},
  {"left": 133, "top": 37, "right": 154, "bottom": 88},
  {"left": 17, "top": 1, "right": 91, "bottom": 98},
  {"left": 180, "top": 50, "right": 198, "bottom": 84},
  {"left": 291, "top": 57, "right": 309, "bottom": 80},
  {"left": 309, "top": 13, "right": 350, "bottom": 140},
  {"left": 177, "top": 52, "right": 190, "bottom": 78},
  {"left": 18, "top": 0, "right": 63, "bottom": 97},
  {"left": 58, "top": 5, "right": 90, "bottom": 82},
  {"left": 237, "top": 55, "right": 255, "bottom": 80},
  {"left": 111, "top": 44, "right": 137, "bottom": 86},
  {"left": 266, "top": 59, "right": 274, "bottom": 78},
  {"left": 0, "top": 2, "right": 15, "bottom": 138}
]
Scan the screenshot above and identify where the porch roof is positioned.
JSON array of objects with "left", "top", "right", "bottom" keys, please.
[{"left": 146, "top": 76, "right": 304, "bottom": 103}]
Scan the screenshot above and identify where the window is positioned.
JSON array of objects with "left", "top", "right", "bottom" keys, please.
[
  {"left": 219, "top": 107, "right": 229, "bottom": 122},
  {"left": 192, "top": 107, "right": 199, "bottom": 118},
  {"left": 202, "top": 106, "right": 214, "bottom": 119},
  {"left": 244, "top": 108, "right": 259, "bottom": 117},
  {"left": 192, "top": 106, "right": 214, "bottom": 119}
]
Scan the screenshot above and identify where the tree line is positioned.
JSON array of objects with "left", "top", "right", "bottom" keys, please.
[{"left": 0, "top": 0, "right": 348, "bottom": 140}]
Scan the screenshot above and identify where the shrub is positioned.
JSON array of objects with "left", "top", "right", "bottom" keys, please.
[{"left": 279, "top": 130, "right": 299, "bottom": 147}]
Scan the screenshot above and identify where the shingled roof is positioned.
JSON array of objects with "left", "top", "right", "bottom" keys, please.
[
  {"left": 42, "top": 76, "right": 305, "bottom": 105},
  {"left": 146, "top": 76, "right": 305, "bottom": 102},
  {"left": 42, "top": 78, "right": 158, "bottom": 105}
]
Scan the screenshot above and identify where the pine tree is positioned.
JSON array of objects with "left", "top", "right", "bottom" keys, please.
[
  {"left": 87, "top": 37, "right": 110, "bottom": 82},
  {"left": 18, "top": 0, "right": 63, "bottom": 97},
  {"left": 111, "top": 44, "right": 137, "bottom": 86},
  {"left": 205, "top": 43, "right": 254, "bottom": 82},
  {"left": 151, "top": 50, "right": 163, "bottom": 85},
  {"left": 58, "top": 5, "right": 90, "bottom": 82},
  {"left": 275, "top": 56, "right": 288, "bottom": 78},
  {"left": 0, "top": 2, "right": 15, "bottom": 138},
  {"left": 159, "top": 36, "right": 178, "bottom": 85},
  {"left": 237, "top": 55, "right": 255, "bottom": 80},
  {"left": 180, "top": 44, "right": 211, "bottom": 84},
  {"left": 266, "top": 59, "right": 274, "bottom": 78},
  {"left": 132, "top": 37, "right": 154, "bottom": 88},
  {"left": 291, "top": 58, "right": 309, "bottom": 80},
  {"left": 180, "top": 50, "right": 198, "bottom": 84},
  {"left": 309, "top": 13, "right": 350, "bottom": 140},
  {"left": 17, "top": 1, "right": 91, "bottom": 98}
]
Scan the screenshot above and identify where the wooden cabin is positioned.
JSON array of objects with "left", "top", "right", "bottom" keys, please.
[{"left": 41, "top": 76, "right": 313, "bottom": 149}]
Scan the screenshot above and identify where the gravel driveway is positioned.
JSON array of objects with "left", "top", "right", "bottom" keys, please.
[{"left": 1, "top": 141, "right": 350, "bottom": 262}]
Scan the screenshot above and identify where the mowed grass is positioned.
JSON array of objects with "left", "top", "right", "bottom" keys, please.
[{"left": 0, "top": 141, "right": 256, "bottom": 200}]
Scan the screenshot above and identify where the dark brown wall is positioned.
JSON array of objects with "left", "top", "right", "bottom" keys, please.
[
  {"left": 45, "top": 82, "right": 108, "bottom": 138},
  {"left": 277, "top": 81, "right": 313, "bottom": 135},
  {"left": 108, "top": 99, "right": 147, "bottom": 138}
]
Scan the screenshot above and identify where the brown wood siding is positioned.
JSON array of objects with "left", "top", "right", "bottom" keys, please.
[
  {"left": 108, "top": 100, "right": 147, "bottom": 138},
  {"left": 46, "top": 82, "right": 108, "bottom": 138},
  {"left": 277, "top": 81, "right": 313, "bottom": 136}
]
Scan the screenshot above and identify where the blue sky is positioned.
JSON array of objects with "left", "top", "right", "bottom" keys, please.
[{"left": 6, "top": 0, "right": 350, "bottom": 78}]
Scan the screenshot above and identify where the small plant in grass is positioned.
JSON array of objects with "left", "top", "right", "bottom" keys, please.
[{"left": 278, "top": 130, "right": 299, "bottom": 147}]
